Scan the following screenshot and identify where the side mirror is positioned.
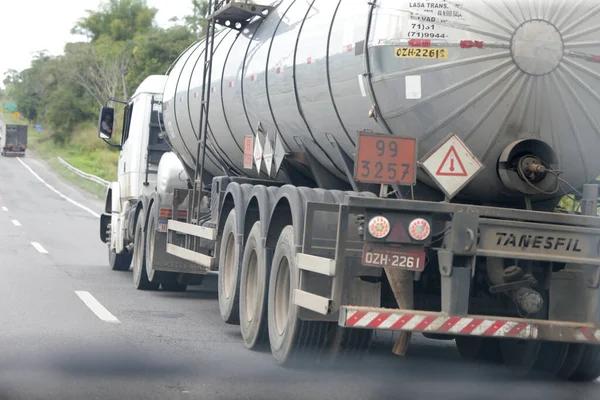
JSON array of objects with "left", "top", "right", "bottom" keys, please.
[{"left": 98, "top": 107, "right": 115, "bottom": 139}]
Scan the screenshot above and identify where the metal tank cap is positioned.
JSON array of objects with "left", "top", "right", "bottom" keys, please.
[{"left": 511, "top": 19, "right": 564, "bottom": 76}]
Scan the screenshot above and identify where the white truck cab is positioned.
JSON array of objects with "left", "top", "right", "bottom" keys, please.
[
  {"left": 98, "top": 75, "right": 200, "bottom": 291},
  {"left": 99, "top": 75, "right": 171, "bottom": 270}
]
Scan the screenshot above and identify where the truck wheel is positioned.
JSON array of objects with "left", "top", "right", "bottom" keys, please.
[
  {"left": 132, "top": 210, "right": 159, "bottom": 291},
  {"left": 455, "top": 337, "right": 502, "bottom": 363},
  {"left": 240, "top": 221, "right": 270, "bottom": 350},
  {"left": 569, "top": 344, "right": 600, "bottom": 381},
  {"left": 554, "top": 344, "right": 585, "bottom": 380},
  {"left": 145, "top": 202, "right": 163, "bottom": 285},
  {"left": 529, "top": 341, "right": 571, "bottom": 378},
  {"left": 267, "top": 225, "right": 332, "bottom": 366},
  {"left": 108, "top": 248, "right": 132, "bottom": 271},
  {"left": 218, "top": 210, "right": 241, "bottom": 325}
]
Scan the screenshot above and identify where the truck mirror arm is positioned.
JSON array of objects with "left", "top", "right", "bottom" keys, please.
[{"left": 102, "top": 138, "right": 122, "bottom": 151}]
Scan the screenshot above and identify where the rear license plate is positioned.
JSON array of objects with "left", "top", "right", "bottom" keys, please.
[{"left": 362, "top": 245, "right": 426, "bottom": 271}]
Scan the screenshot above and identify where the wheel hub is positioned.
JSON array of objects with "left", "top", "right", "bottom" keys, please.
[
  {"left": 223, "top": 233, "right": 236, "bottom": 299},
  {"left": 274, "top": 256, "right": 291, "bottom": 336},
  {"left": 245, "top": 250, "right": 259, "bottom": 322}
]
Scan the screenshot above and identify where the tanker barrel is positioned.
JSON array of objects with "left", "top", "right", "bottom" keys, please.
[{"left": 161, "top": 0, "right": 600, "bottom": 205}]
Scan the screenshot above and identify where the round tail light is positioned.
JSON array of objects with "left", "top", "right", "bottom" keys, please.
[
  {"left": 368, "top": 216, "right": 391, "bottom": 239},
  {"left": 409, "top": 218, "right": 430, "bottom": 241}
]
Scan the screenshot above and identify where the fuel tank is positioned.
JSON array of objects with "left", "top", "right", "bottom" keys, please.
[{"left": 162, "top": 0, "right": 600, "bottom": 205}]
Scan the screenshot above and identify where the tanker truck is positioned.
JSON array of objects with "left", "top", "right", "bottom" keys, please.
[{"left": 98, "top": 0, "right": 600, "bottom": 379}]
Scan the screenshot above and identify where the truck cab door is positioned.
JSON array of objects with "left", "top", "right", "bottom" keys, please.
[{"left": 118, "top": 102, "right": 135, "bottom": 200}]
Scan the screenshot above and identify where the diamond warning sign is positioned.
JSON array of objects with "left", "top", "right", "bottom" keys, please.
[{"left": 420, "top": 133, "right": 483, "bottom": 200}]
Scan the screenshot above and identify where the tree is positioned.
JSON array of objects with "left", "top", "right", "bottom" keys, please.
[
  {"left": 63, "top": 39, "right": 132, "bottom": 105},
  {"left": 5, "top": 54, "right": 55, "bottom": 122},
  {"left": 127, "top": 25, "right": 195, "bottom": 91},
  {"left": 72, "top": 0, "right": 157, "bottom": 42},
  {"left": 2, "top": 0, "right": 208, "bottom": 146},
  {"left": 184, "top": 0, "right": 209, "bottom": 39},
  {"left": 3, "top": 69, "right": 20, "bottom": 87}
]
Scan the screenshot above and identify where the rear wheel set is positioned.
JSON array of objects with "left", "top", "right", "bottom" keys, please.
[
  {"left": 132, "top": 209, "right": 159, "bottom": 291},
  {"left": 133, "top": 204, "right": 187, "bottom": 292},
  {"left": 261, "top": 224, "right": 372, "bottom": 366},
  {"left": 232, "top": 216, "right": 372, "bottom": 366},
  {"left": 145, "top": 203, "right": 187, "bottom": 292}
]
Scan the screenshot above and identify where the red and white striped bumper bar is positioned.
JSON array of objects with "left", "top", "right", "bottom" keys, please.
[{"left": 339, "top": 306, "right": 600, "bottom": 344}]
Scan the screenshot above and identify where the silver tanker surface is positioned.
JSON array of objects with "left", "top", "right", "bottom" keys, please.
[{"left": 162, "top": 0, "right": 600, "bottom": 205}]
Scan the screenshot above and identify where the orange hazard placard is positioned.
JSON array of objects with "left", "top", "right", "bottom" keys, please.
[
  {"left": 243, "top": 136, "right": 254, "bottom": 169},
  {"left": 354, "top": 133, "right": 417, "bottom": 186}
]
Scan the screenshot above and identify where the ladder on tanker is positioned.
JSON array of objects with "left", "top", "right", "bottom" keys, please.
[{"left": 190, "top": 0, "right": 273, "bottom": 225}]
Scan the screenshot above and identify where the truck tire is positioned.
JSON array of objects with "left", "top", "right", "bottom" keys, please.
[
  {"left": 218, "top": 210, "right": 241, "bottom": 325},
  {"left": 145, "top": 202, "right": 162, "bottom": 285},
  {"left": 267, "top": 225, "right": 332, "bottom": 366},
  {"left": 569, "top": 344, "right": 600, "bottom": 381},
  {"left": 554, "top": 344, "right": 585, "bottom": 380},
  {"left": 108, "top": 249, "right": 132, "bottom": 271},
  {"left": 499, "top": 339, "right": 540, "bottom": 377},
  {"left": 144, "top": 202, "right": 187, "bottom": 292},
  {"left": 529, "top": 341, "right": 571, "bottom": 378},
  {"left": 132, "top": 210, "right": 159, "bottom": 291},
  {"left": 455, "top": 337, "right": 502, "bottom": 363},
  {"left": 240, "top": 221, "right": 269, "bottom": 350}
]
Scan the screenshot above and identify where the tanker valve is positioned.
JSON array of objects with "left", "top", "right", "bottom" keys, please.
[{"left": 517, "top": 155, "right": 547, "bottom": 183}]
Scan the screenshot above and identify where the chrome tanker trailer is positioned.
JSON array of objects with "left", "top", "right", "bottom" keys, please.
[{"left": 99, "top": 0, "right": 600, "bottom": 380}]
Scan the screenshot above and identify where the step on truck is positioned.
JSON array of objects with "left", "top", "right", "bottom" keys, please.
[
  {"left": 98, "top": 0, "right": 600, "bottom": 380},
  {"left": 0, "top": 121, "right": 27, "bottom": 157}
]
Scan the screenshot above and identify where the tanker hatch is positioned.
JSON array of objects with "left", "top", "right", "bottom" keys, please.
[{"left": 498, "top": 139, "right": 559, "bottom": 196}]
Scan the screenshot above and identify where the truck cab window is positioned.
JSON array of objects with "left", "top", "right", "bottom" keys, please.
[{"left": 121, "top": 104, "right": 134, "bottom": 146}]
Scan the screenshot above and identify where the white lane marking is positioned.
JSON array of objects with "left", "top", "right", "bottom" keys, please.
[
  {"left": 17, "top": 158, "right": 100, "bottom": 218},
  {"left": 75, "top": 291, "right": 120, "bottom": 324},
  {"left": 11, "top": 220, "right": 21, "bottom": 226},
  {"left": 31, "top": 242, "right": 48, "bottom": 254},
  {"left": 1, "top": 206, "right": 7, "bottom": 212}
]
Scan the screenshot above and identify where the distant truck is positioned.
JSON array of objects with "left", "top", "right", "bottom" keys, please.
[{"left": 0, "top": 121, "right": 27, "bottom": 157}]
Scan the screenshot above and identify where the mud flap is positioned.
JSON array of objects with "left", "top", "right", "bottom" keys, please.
[{"left": 100, "top": 213, "right": 110, "bottom": 243}]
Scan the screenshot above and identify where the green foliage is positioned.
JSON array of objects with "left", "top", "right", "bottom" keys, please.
[
  {"left": 184, "top": 0, "right": 209, "bottom": 38},
  {"left": 127, "top": 25, "right": 196, "bottom": 90},
  {"left": 4, "top": 0, "right": 203, "bottom": 149},
  {"left": 2, "top": 69, "right": 19, "bottom": 87},
  {"left": 72, "top": 0, "right": 157, "bottom": 42},
  {"left": 1, "top": 0, "right": 204, "bottom": 189}
]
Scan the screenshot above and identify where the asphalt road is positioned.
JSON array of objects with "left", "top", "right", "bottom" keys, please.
[{"left": 0, "top": 153, "right": 599, "bottom": 400}]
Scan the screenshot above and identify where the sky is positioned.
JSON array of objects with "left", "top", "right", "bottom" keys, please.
[{"left": 0, "top": 0, "right": 194, "bottom": 84}]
